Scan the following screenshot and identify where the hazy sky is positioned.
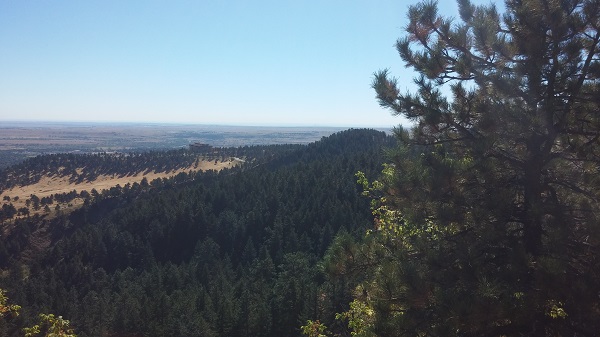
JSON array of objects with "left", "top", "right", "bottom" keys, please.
[{"left": 0, "top": 1, "right": 496, "bottom": 127}]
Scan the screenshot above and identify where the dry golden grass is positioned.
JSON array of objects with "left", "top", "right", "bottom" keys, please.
[{"left": 0, "top": 159, "right": 237, "bottom": 218}]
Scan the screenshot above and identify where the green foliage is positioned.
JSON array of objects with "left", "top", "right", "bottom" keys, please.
[
  {"left": 1, "top": 289, "right": 76, "bottom": 337},
  {"left": 0, "top": 289, "right": 20, "bottom": 319},
  {"left": 335, "top": 299, "right": 375, "bottom": 337},
  {"left": 546, "top": 300, "right": 568, "bottom": 320},
  {"left": 300, "top": 320, "right": 327, "bottom": 337},
  {"left": 24, "top": 314, "right": 76, "bottom": 337},
  {"left": 345, "top": 0, "right": 600, "bottom": 335}
]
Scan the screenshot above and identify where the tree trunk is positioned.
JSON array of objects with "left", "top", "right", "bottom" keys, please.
[{"left": 523, "top": 138, "right": 544, "bottom": 257}]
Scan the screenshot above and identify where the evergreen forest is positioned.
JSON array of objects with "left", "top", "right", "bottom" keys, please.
[{"left": 0, "top": 129, "right": 394, "bottom": 337}]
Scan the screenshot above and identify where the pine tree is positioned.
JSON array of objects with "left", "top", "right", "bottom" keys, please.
[{"left": 347, "top": 0, "right": 600, "bottom": 336}]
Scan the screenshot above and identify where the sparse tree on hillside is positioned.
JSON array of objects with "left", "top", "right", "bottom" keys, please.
[
  {"left": 18, "top": 207, "right": 29, "bottom": 216},
  {"left": 30, "top": 195, "right": 40, "bottom": 211}
]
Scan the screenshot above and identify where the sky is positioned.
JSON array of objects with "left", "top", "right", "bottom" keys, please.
[{"left": 0, "top": 0, "right": 497, "bottom": 128}]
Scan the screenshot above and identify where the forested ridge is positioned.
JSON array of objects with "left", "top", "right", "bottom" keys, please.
[
  {"left": 0, "top": 128, "right": 394, "bottom": 337},
  {"left": 0, "top": 144, "right": 302, "bottom": 222},
  {"left": 0, "top": 144, "right": 295, "bottom": 192}
]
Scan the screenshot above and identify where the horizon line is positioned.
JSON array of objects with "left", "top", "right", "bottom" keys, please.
[{"left": 0, "top": 119, "right": 399, "bottom": 129}]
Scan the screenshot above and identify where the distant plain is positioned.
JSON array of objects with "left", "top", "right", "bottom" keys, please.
[{"left": 0, "top": 122, "right": 368, "bottom": 168}]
